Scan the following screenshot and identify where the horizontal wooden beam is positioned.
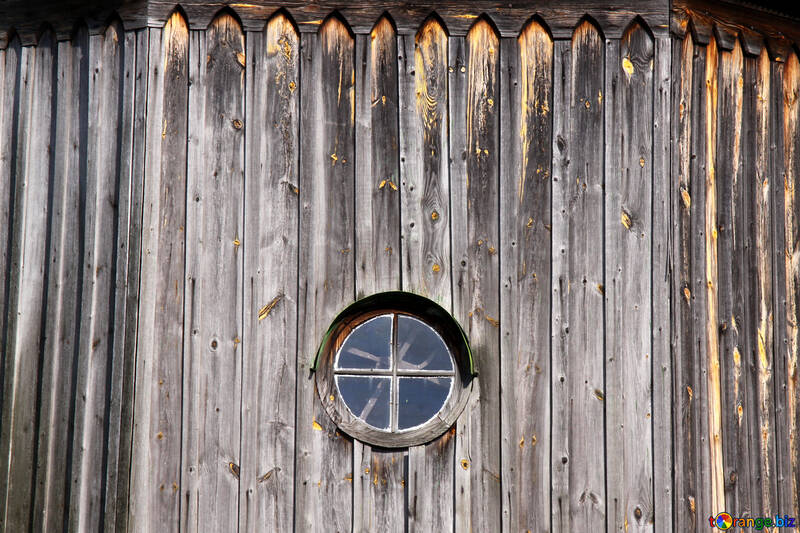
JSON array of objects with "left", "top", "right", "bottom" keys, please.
[
  {"left": 0, "top": 0, "right": 670, "bottom": 48},
  {"left": 673, "top": 0, "right": 799, "bottom": 60}
]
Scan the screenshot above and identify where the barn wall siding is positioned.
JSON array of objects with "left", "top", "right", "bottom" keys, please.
[{"left": 0, "top": 5, "right": 799, "bottom": 532}]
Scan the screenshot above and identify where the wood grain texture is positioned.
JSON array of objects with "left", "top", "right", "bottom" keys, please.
[
  {"left": 141, "top": 1, "right": 669, "bottom": 38},
  {"left": 181, "top": 13, "right": 245, "bottom": 532},
  {"left": 772, "top": 52, "right": 792, "bottom": 518},
  {"left": 651, "top": 35, "right": 674, "bottom": 533},
  {"left": 672, "top": 0, "right": 800, "bottom": 63},
  {"left": 0, "top": 31, "right": 54, "bottom": 532},
  {"left": 401, "top": 18, "right": 451, "bottom": 304},
  {"left": 451, "top": 18, "right": 501, "bottom": 533},
  {"left": 751, "top": 48, "right": 779, "bottom": 516},
  {"left": 399, "top": 17, "right": 455, "bottom": 532},
  {"left": 129, "top": 13, "right": 188, "bottom": 532},
  {"left": 550, "top": 21, "right": 606, "bottom": 533},
  {"left": 32, "top": 33, "right": 86, "bottom": 533},
  {"left": 691, "top": 35, "right": 715, "bottom": 526},
  {"left": 352, "top": 16, "right": 405, "bottom": 533},
  {"left": 716, "top": 38, "right": 753, "bottom": 517},
  {"left": 110, "top": 27, "right": 149, "bottom": 533},
  {"left": 499, "top": 20, "right": 552, "bottom": 533},
  {"left": 779, "top": 51, "right": 800, "bottom": 516},
  {"left": 604, "top": 21, "right": 654, "bottom": 533},
  {"left": 671, "top": 33, "right": 701, "bottom": 531},
  {"left": 239, "top": 13, "right": 299, "bottom": 533},
  {"left": 102, "top": 26, "right": 139, "bottom": 533},
  {"left": 294, "top": 17, "right": 355, "bottom": 533},
  {"left": 0, "top": 40, "right": 19, "bottom": 443},
  {"left": 68, "top": 23, "right": 126, "bottom": 532},
  {"left": 702, "top": 37, "right": 725, "bottom": 518}
]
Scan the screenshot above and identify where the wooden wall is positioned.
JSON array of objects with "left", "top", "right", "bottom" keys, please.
[
  {"left": 670, "top": 28, "right": 800, "bottom": 528},
  {"left": 0, "top": 3, "right": 796, "bottom": 532}
]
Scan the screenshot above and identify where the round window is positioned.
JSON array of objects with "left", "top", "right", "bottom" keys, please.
[{"left": 313, "top": 292, "right": 473, "bottom": 447}]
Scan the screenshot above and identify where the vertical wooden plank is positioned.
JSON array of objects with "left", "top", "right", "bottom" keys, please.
[
  {"left": 400, "top": 19, "right": 451, "bottom": 302},
  {"left": 399, "top": 17, "right": 454, "bottom": 533},
  {"left": 690, "top": 35, "right": 714, "bottom": 527},
  {"left": 604, "top": 21, "right": 654, "bottom": 533},
  {"left": 0, "top": 32, "right": 54, "bottom": 531},
  {"left": 752, "top": 48, "right": 779, "bottom": 517},
  {"left": 113, "top": 28, "right": 149, "bottom": 533},
  {"left": 352, "top": 16, "right": 404, "bottom": 533},
  {"left": 780, "top": 51, "right": 800, "bottom": 515},
  {"left": 452, "top": 18, "right": 501, "bottom": 533},
  {"left": 717, "top": 41, "right": 758, "bottom": 515},
  {"left": 69, "top": 22, "right": 124, "bottom": 532},
  {"left": 716, "top": 39, "right": 752, "bottom": 516},
  {"left": 181, "top": 12, "right": 245, "bottom": 533},
  {"left": 671, "top": 33, "right": 700, "bottom": 531},
  {"left": 773, "top": 52, "right": 791, "bottom": 517},
  {"left": 130, "top": 13, "right": 188, "bottom": 532},
  {"left": 704, "top": 37, "right": 725, "bottom": 518},
  {"left": 0, "top": 40, "right": 19, "bottom": 418},
  {"left": 32, "top": 33, "right": 87, "bottom": 533},
  {"left": 239, "top": 13, "right": 299, "bottom": 533},
  {"left": 103, "top": 27, "right": 140, "bottom": 532},
  {"left": 499, "top": 20, "right": 552, "bottom": 533},
  {"left": 294, "top": 17, "right": 355, "bottom": 533},
  {"left": 651, "top": 35, "right": 674, "bottom": 533},
  {"left": 551, "top": 21, "right": 605, "bottom": 533}
]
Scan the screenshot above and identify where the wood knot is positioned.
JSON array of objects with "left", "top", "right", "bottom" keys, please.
[{"left": 634, "top": 507, "right": 642, "bottom": 520}]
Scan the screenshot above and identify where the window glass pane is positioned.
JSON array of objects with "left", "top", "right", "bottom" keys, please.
[
  {"left": 335, "top": 375, "right": 391, "bottom": 430},
  {"left": 335, "top": 314, "right": 392, "bottom": 370},
  {"left": 397, "top": 377, "right": 451, "bottom": 430},
  {"left": 396, "top": 315, "right": 453, "bottom": 371}
]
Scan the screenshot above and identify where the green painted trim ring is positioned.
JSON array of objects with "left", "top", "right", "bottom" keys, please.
[{"left": 311, "top": 291, "right": 475, "bottom": 377}]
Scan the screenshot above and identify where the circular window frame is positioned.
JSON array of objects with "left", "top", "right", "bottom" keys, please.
[{"left": 314, "top": 292, "right": 474, "bottom": 448}]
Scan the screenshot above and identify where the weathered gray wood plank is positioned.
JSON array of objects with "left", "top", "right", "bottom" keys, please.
[
  {"left": 715, "top": 36, "right": 772, "bottom": 515},
  {"left": 777, "top": 51, "right": 800, "bottom": 515},
  {"left": 704, "top": 37, "right": 725, "bottom": 519},
  {"left": 449, "top": 31, "right": 470, "bottom": 533},
  {"left": 112, "top": 27, "right": 149, "bottom": 533},
  {"left": 671, "top": 32, "right": 700, "bottom": 531},
  {"left": 0, "top": 40, "right": 19, "bottom": 433},
  {"left": 451, "top": 18, "right": 501, "bottom": 533},
  {"left": 651, "top": 35, "right": 673, "bottom": 533},
  {"left": 103, "top": 26, "right": 140, "bottom": 533},
  {"left": 294, "top": 18, "right": 355, "bottom": 533},
  {"left": 352, "top": 16, "right": 405, "bottom": 533},
  {"left": 717, "top": 37, "right": 753, "bottom": 517},
  {"left": 604, "top": 21, "right": 655, "bottom": 533},
  {"left": 239, "top": 13, "right": 299, "bottom": 533},
  {"left": 754, "top": 49, "right": 779, "bottom": 516},
  {"left": 181, "top": 13, "right": 245, "bottom": 532},
  {"left": 0, "top": 31, "right": 54, "bottom": 531},
  {"left": 400, "top": 20, "right": 451, "bottom": 304},
  {"left": 498, "top": 21, "right": 552, "bottom": 533},
  {"left": 550, "top": 21, "right": 606, "bottom": 533},
  {"left": 130, "top": 13, "right": 188, "bottom": 532},
  {"left": 69, "top": 22, "right": 124, "bottom": 532},
  {"left": 689, "top": 37, "right": 713, "bottom": 524},
  {"left": 399, "top": 18, "right": 455, "bottom": 532},
  {"left": 32, "top": 32, "right": 86, "bottom": 533}
]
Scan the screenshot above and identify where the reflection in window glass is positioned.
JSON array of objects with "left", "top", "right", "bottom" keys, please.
[
  {"left": 335, "top": 376, "right": 391, "bottom": 430},
  {"left": 396, "top": 315, "right": 453, "bottom": 372},
  {"left": 397, "top": 377, "right": 452, "bottom": 430},
  {"left": 335, "top": 314, "right": 392, "bottom": 370}
]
